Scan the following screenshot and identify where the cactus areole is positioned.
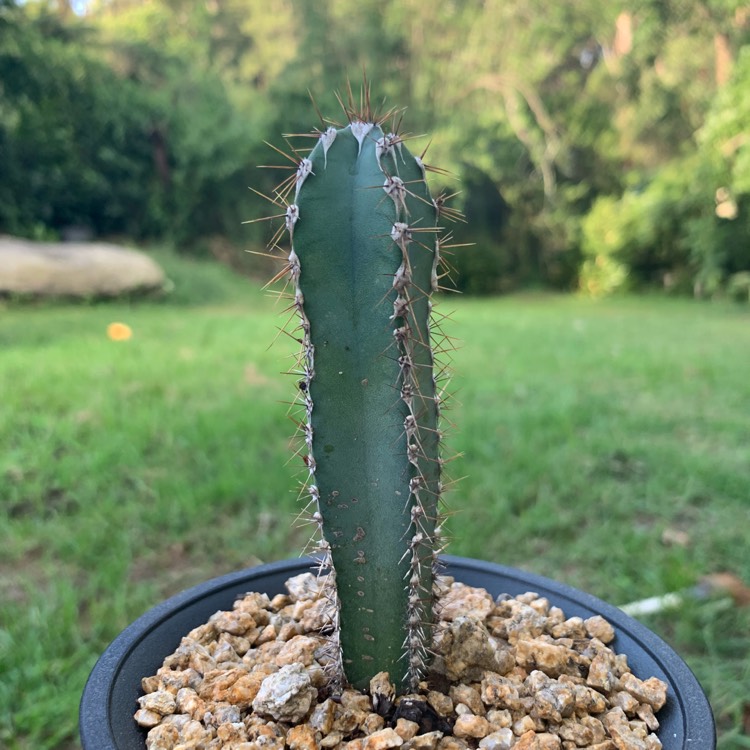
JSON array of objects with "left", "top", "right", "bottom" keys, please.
[{"left": 278, "top": 109, "right": 446, "bottom": 693}]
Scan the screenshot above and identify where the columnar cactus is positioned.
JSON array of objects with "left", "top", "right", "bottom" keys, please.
[{"left": 264, "top": 93, "right": 453, "bottom": 694}]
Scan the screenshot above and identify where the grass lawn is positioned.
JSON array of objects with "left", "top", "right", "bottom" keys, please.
[{"left": 1, "top": 252, "right": 749, "bottom": 748}]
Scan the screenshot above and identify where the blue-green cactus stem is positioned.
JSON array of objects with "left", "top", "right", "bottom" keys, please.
[{"left": 287, "top": 120, "right": 441, "bottom": 692}]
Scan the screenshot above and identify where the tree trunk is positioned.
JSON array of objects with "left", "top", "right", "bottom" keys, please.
[{"left": 714, "top": 32, "right": 732, "bottom": 86}]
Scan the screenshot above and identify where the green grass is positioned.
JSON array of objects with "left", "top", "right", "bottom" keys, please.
[{"left": 1, "top": 254, "right": 749, "bottom": 748}]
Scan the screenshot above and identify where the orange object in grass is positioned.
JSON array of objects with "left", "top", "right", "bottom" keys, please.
[{"left": 107, "top": 322, "right": 132, "bottom": 341}]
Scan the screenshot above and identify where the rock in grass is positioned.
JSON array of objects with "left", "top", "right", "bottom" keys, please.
[{"left": 0, "top": 235, "right": 165, "bottom": 297}]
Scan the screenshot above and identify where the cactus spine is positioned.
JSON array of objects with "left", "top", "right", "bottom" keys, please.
[{"left": 274, "top": 99, "right": 446, "bottom": 693}]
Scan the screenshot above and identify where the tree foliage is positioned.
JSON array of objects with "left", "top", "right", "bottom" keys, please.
[
  {"left": 1, "top": 0, "right": 748, "bottom": 295},
  {"left": 0, "top": 1, "right": 262, "bottom": 246}
]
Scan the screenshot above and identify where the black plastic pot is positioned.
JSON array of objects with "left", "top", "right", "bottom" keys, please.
[{"left": 80, "top": 556, "right": 715, "bottom": 749}]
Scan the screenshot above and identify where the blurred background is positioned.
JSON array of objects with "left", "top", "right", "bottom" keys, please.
[
  {"left": 1, "top": 1, "right": 749, "bottom": 748},
  {"left": 2, "top": 0, "right": 749, "bottom": 294}
]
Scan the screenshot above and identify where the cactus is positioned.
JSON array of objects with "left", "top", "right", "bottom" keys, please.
[{"left": 261, "top": 91, "right": 453, "bottom": 694}]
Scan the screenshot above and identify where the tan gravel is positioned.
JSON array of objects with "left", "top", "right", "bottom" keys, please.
[{"left": 135, "top": 574, "right": 666, "bottom": 750}]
